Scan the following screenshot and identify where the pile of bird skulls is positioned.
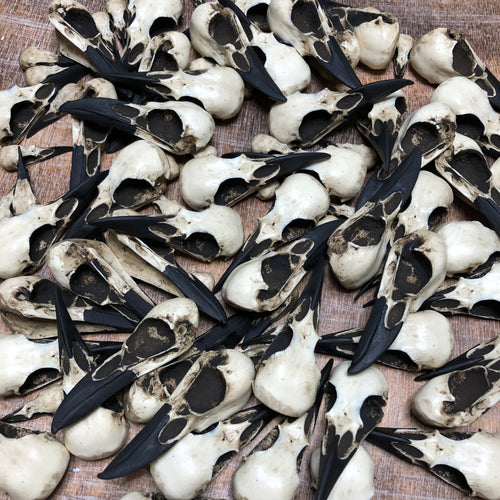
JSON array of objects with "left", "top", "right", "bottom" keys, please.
[{"left": 0, "top": 0, "right": 499, "bottom": 499}]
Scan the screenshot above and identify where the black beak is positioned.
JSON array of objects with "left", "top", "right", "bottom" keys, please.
[
  {"left": 60, "top": 98, "right": 138, "bottom": 136},
  {"left": 81, "top": 304, "right": 137, "bottom": 332},
  {"left": 214, "top": 236, "right": 269, "bottom": 294},
  {"left": 61, "top": 169, "right": 107, "bottom": 206},
  {"left": 268, "top": 151, "right": 331, "bottom": 177},
  {"left": 26, "top": 109, "right": 67, "bottom": 139},
  {"left": 15, "top": 148, "right": 30, "bottom": 181},
  {"left": 474, "top": 196, "right": 500, "bottom": 235},
  {"left": 43, "top": 63, "right": 89, "bottom": 89},
  {"left": 369, "top": 121, "right": 397, "bottom": 178},
  {"left": 100, "top": 71, "right": 161, "bottom": 92},
  {"left": 88, "top": 214, "right": 171, "bottom": 243},
  {"left": 51, "top": 366, "right": 137, "bottom": 433},
  {"left": 121, "top": 288, "right": 155, "bottom": 319},
  {"left": 314, "top": 36, "right": 361, "bottom": 89},
  {"left": 356, "top": 146, "right": 422, "bottom": 210},
  {"left": 55, "top": 286, "right": 89, "bottom": 367},
  {"left": 193, "top": 313, "right": 255, "bottom": 352},
  {"left": 315, "top": 329, "right": 357, "bottom": 355},
  {"left": 69, "top": 141, "right": 104, "bottom": 190},
  {"left": 64, "top": 208, "right": 105, "bottom": 241},
  {"left": 414, "top": 350, "right": 485, "bottom": 381},
  {"left": 348, "top": 297, "right": 404, "bottom": 374},
  {"left": 160, "top": 257, "right": 228, "bottom": 324},
  {"left": 365, "top": 427, "right": 417, "bottom": 460},
  {"left": 98, "top": 402, "right": 177, "bottom": 479},
  {"left": 485, "top": 67, "right": 500, "bottom": 112},
  {"left": 350, "top": 79, "right": 413, "bottom": 111},
  {"left": 303, "top": 219, "right": 344, "bottom": 270},
  {"left": 238, "top": 45, "right": 287, "bottom": 102}
]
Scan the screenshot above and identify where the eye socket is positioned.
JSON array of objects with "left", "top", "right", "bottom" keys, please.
[
  {"left": 299, "top": 109, "right": 334, "bottom": 144},
  {"left": 184, "top": 365, "right": 226, "bottom": 413},
  {"left": 209, "top": 12, "right": 241, "bottom": 46},
  {"left": 149, "top": 17, "right": 176, "bottom": 38},
  {"left": 291, "top": 0, "right": 323, "bottom": 35},
  {"left": 63, "top": 7, "right": 100, "bottom": 39}
]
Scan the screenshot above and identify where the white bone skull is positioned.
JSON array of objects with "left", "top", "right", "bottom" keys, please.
[
  {"left": 431, "top": 76, "right": 500, "bottom": 156},
  {"left": 389, "top": 101, "right": 456, "bottom": 170},
  {"left": 396, "top": 170, "right": 454, "bottom": 236},
  {"left": 309, "top": 445, "right": 375, "bottom": 500},
  {"left": 410, "top": 28, "right": 490, "bottom": 87},
  {"left": 124, "top": 0, "right": 184, "bottom": 66},
  {"left": 0, "top": 334, "right": 59, "bottom": 397},
  {"left": 0, "top": 423, "right": 70, "bottom": 500},
  {"left": 436, "top": 220, "right": 500, "bottom": 275},
  {"left": 138, "top": 31, "right": 192, "bottom": 72},
  {"left": 232, "top": 412, "right": 311, "bottom": 500}
]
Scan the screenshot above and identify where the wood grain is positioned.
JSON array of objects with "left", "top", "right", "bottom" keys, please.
[{"left": 0, "top": 1, "right": 499, "bottom": 499}]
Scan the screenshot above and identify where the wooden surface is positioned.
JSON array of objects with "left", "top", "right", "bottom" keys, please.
[{"left": 0, "top": 0, "right": 499, "bottom": 499}]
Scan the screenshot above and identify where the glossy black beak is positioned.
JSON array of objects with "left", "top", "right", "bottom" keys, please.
[
  {"left": 15, "top": 148, "right": 30, "bottom": 181},
  {"left": 370, "top": 121, "right": 397, "bottom": 178},
  {"left": 349, "top": 79, "right": 413, "bottom": 115},
  {"left": 295, "top": 256, "right": 326, "bottom": 315},
  {"left": 43, "top": 63, "right": 89, "bottom": 89},
  {"left": 64, "top": 209, "right": 104, "bottom": 241},
  {"left": 485, "top": 68, "right": 500, "bottom": 112},
  {"left": 315, "top": 329, "right": 357, "bottom": 355},
  {"left": 269, "top": 151, "right": 331, "bottom": 177},
  {"left": 356, "top": 146, "right": 422, "bottom": 210},
  {"left": 61, "top": 169, "right": 107, "bottom": 205},
  {"left": 121, "top": 288, "right": 155, "bottom": 319},
  {"left": 238, "top": 45, "right": 287, "bottom": 102},
  {"left": 348, "top": 297, "right": 404, "bottom": 374},
  {"left": 474, "top": 196, "right": 500, "bottom": 235},
  {"left": 236, "top": 403, "right": 278, "bottom": 447},
  {"left": 100, "top": 71, "right": 161, "bottom": 92},
  {"left": 160, "top": 258, "right": 228, "bottom": 324},
  {"left": 60, "top": 98, "right": 138, "bottom": 136},
  {"left": 315, "top": 358, "right": 333, "bottom": 406},
  {"left": 51, "top": 366, "right": 137, "bottom": 433},
  {"left": 193, "top": 313, "right": 255, "bottom": 352},
  {"left": 69, "top": 143, "right": 102, "bottom": 190},
  {"left": 88, "top": 214, "right": 166, "bottom": 243},
  {"left": 98, "top": 402, "right": 176, "bottom": 479},
  {"left": 81, "top": 304, "right": 137, "bottom": 331},
  {"left": 85, "top": 340, "right": 123, "bottom": 362},
  {"left": 365, "top": 427, "right": 417, "bottom": 460},
  {"left": 303, "top": 219, "right": 344, "bottom": 270},
  {"left": 214, "top": 235, "right": 269, "bottom": 294},
  {"left": 55, "top": 287, "right": 89, "bottom": 367},
  {"left": 414, "top": 350, "right": 485, "bottom": 381},
  {"left": 26, "top": 109, "right": 67, "bottom": 139},
  {"left": 314, "top": 36, "right": 361, "bottom": 89}
]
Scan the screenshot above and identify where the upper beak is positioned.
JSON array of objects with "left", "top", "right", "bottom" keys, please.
[
  {"left": 414, "top": 336, "right": 492, "bottom": 381},
  {"left": 303, "top": 219, "right": 344, "bottom": 270},
  {"left": 314, "top": 35, "right": 361, "bottom": 89},
  {"left": 356, "top": 146, "right": 422, "bottom": 210},
  {"left": 55, "top": 286, "right": 90, "bottom": 367},
  {"left": 98, "top": 402, "right": 175, "bottom": 479},
  {"left": 485, "top": 68, "right": 500, "bottom": 112},
  {"left": 348, "top": 296, "right": 404, "bottom": 374},
  {"left": 60, "top": 98, "right": 138, "bottom": 136},
  {"left": 157, "top": 251, "right": 227, "bottom": 324},
  {"left": 474, "top": 196, "right": 500, "bottom": 235}
]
